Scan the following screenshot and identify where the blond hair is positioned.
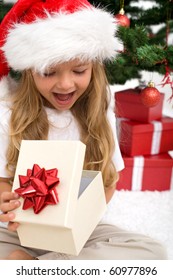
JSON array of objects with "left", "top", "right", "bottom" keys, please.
[{"left": 7, "top": 62, "right": 118, "bottom": 188}]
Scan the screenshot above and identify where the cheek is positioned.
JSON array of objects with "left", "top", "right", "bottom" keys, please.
[
  {"left": 34, "top": 79, "right": 50, "bottom": 94},
  {"left": 80, "top": 74, "right": 92, "bottom": 90}
]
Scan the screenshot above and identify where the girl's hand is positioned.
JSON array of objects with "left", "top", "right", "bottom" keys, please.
[{"left": 0, "top": 191, "right": 21, "bottom": 231}]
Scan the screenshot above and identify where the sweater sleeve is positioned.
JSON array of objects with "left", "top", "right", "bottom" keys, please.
[{"left": 107, "top": 95, "right": 124, "bottom": 172}]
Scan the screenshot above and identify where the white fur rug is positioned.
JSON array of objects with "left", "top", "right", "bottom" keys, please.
[{"left": 101, "top": 190, "right": 173, "bottom": 259}]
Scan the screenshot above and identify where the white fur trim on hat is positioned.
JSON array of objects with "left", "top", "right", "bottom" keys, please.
[{"left": 1, "top": 8, "right": 121, "bottom": 74}]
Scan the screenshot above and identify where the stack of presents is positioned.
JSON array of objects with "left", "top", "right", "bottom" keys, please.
[{"left": 115, "top": 88, "right": 173, "bottom": 191}]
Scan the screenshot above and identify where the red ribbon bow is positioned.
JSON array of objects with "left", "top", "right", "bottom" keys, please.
[{"left": 15, "top": 164, "right": 60, "bottom": 214}]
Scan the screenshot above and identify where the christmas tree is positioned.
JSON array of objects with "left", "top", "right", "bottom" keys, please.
[
  {"left": 0, "top": 1, "right": 13, "bottom": 22},
  {"left": 89, "top": 0, "right": 173, "bottom": 86}
]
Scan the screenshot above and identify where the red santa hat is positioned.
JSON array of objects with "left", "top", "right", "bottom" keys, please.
[{"left": 0, "top": 0, "right": 121, "bottom": 93}]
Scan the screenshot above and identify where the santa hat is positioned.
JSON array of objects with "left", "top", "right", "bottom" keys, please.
[{"left": 0, "top": 0, "right": 121, "bottom": 93}]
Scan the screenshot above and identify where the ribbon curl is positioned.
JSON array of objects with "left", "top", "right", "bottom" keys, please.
[
  {"left": 15, "top": 164, "right": 60, "bottom": 214},
  {"left": 158, "top": 65, "right": 173, "bottom": 102}
]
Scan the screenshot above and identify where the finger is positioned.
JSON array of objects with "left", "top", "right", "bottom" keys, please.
[
  {"left": 0, "top": 200, "right": 21, "bottom": 214},
  {"left": 0, "top": 212, "right": 16, "bottom": 223},
  {"left": 1, "top": 192, "right": 19, "bottom": 203},
  {"left": 8, "top": 221, "right": 20, "bottom": 232}
]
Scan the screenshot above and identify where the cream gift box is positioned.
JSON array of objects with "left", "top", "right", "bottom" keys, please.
[{"left": 12, "top": 140, "right": 107, "bottom": 256}]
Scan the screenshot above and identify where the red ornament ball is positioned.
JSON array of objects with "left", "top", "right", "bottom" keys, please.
[
  {"left": 141, "top": 82, "right": 161, "bottom": 107},
  {"left": 115, "top": 11, "right": 130, "bottom": 27}
]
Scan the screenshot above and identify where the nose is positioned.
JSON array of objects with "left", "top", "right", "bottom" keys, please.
[{"left": 55, "top": 73, "right": 74, "bottom": 92}]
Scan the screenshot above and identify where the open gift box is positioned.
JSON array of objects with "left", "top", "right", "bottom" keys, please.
[{"left": 12, "top": 140, "right": 107, "bottom": 256}]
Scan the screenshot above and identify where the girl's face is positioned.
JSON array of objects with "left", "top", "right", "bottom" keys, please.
[{"left": 31, "top": 59, "right": 92, "bottom": 111}]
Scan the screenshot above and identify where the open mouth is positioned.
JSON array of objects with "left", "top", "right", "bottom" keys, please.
[{"left": 53, "top": 92, "right": 74, "bottom": 105}]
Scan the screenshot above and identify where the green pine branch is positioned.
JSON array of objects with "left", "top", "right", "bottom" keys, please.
[{"left": 0, "top": 2, "right": 13, "bottom": 22}]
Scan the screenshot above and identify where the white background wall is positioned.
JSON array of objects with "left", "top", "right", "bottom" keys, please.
[{"left": 3, "top": 0, "right": 16, "bottom": 3}]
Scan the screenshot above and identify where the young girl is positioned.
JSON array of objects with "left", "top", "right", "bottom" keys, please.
[{"left": 0, "top": 0, "right": 167, "bottom": 260}]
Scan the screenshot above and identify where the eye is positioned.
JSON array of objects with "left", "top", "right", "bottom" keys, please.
[
  {"left": 73, "top": 69, "right": 86, "bottom": 75},
  {"left": 43, "top": 72, "right": 55, "bottom": 77}
]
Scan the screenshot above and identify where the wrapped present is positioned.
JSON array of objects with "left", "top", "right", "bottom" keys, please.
[
  {"left": 116, "top": 153, "right": 173, "bottom": 191},
  {"left": 115, "top": 88, "right": 164, "bottom": 123},
  {"left": 12, "top": 140, "right": 106, "bottom": 256},
  {"left": 118, "top": 117, "right": 173, "bottom": 156}
]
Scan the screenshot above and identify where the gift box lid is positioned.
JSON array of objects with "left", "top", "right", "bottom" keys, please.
[
  {"left": 12, "top": 140, "right": 86, "bottom": 229},
  {"left": 120, "top": 117, "right": 173, "bottom": 133},
  {"left": 115, "top": 88, "right": 164, "bottom": 104},
  {"left": 123, "top": 153, "right": 173, "bottom": 168},
  {"left": 115, "top": 88, "right": 142, "bottom": 104}
]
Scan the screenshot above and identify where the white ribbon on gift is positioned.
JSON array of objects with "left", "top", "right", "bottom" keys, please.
[
  {"left": 150, "top": 121, "right": 163, "bottom": 155},
  {"left": 132, "top": 156, "right": 144, "bottom": 191}
]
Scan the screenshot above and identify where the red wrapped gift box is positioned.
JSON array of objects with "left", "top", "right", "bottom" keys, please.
[
  {"left": 118, "top": 117, "right": 173, "bottom": 156},
  {"left": 115, "top": 88, "right": 164, "bottom": 123},
  {"left": 116, "top": 153, "right": 173, "bottom": 191}
]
